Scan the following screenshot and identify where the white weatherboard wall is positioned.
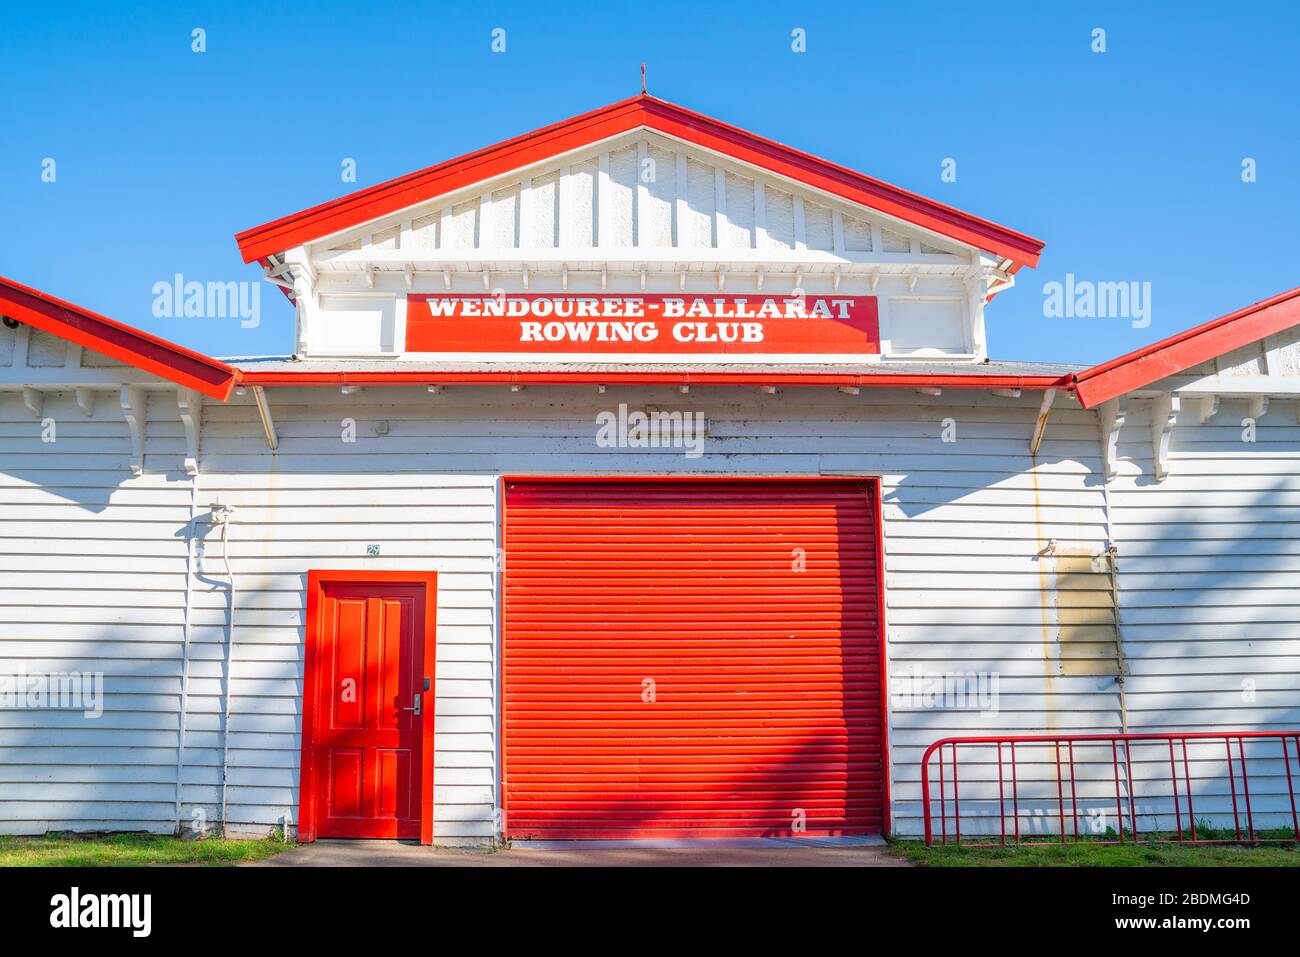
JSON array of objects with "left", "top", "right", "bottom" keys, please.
[
  {"left": 1111, "top": 397, "right": 1300, "bottom": 733},
  {"left": 171, "top": 384, "right": 1115, "bottom": 842},
  {"left": 1104, "top": 396, "right": 1300, "bottom": 833},
  {"left": 3, "top": 383, "right": 1298, "bottom": 839},
  {"left": 0, "top": 389, "right": 192, "bottom": 834},
  {"left": 0, "top": 382, "right": 1112, "bottom": 837}
]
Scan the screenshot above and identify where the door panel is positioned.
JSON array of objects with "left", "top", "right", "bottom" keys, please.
[{"left": 309, "top": 582, "right": 430, "bottom": 839}]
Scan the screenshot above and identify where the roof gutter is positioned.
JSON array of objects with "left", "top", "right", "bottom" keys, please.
[{"left": 239, "top": 369, "right": 1074, "bottom": 391}]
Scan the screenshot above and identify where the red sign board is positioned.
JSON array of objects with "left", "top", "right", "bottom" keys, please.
[{"left": 405, "top": 293, "right": 879, "bottom": 356}]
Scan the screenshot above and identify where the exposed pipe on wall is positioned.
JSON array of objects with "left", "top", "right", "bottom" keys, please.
[{"left": 208, "top": 499, "right": 237, "bottom": 834}]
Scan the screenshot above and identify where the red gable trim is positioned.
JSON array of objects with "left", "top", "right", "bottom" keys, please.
[
  {"left": 639, "top": 98, "right": 1043, "bottom": 266},
  {"left": 1073, "top": 286, "right": 1300, "bottom": 409},
  {"left": 0, "top": 277, "right": 240, "bottom": 401},
  {"left": 240, "top": 368, "right": 1070, "bottom": 391},
  {"left": 235, "top": 95, "right": 1044, "bottom": 268}
]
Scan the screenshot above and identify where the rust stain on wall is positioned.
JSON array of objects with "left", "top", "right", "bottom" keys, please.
[{"left": 1031, "top": 474, "right": 1122, "bottom": 735}]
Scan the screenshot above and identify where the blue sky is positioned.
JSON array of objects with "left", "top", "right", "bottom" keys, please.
[{"left": 1, "top": 1, "right": 1296, "bottom": 364}]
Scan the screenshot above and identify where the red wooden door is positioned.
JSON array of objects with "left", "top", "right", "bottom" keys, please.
[
  {"left": 301, "top": 574, "right": 436, "bottom": 841},
  {"left": 502, "top": 478, "right": 885, "bottom": 840}
]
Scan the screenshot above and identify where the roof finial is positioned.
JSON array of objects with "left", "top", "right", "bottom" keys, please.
[{"left": 640, "top": 62, "right": 647, "bottom": 95}]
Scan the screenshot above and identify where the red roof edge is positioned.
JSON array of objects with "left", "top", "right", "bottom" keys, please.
[
  {"left": 636, "top": 97, "right": 1044, "bottom": 267},
  {"left": 239, "top": 369, "right": 1072, "bottom": 391},
  {"left": 1072, "top": 286, "right": 1300, "bottom": 409},
  {"left": 235, "top": 94, "right": 1045, "bottom": 268},
  {"left": 0, "top": 277, "right": 240, "bottom": 401},
  {"left": 235, "top": 95, "right": 648, "bottom": 264}
]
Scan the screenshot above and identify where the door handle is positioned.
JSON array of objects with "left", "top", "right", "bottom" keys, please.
[{"left": 400, "top": 693, "right": 422, "bottom": 717}]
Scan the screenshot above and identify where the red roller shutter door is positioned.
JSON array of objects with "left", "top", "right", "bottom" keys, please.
[{"left": 502, "top": 478, "right": 885, "bottom": 840}]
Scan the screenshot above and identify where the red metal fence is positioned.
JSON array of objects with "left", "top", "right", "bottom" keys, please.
[{"left": 921, "top": 731, "right": 1300, "bottom": 846}]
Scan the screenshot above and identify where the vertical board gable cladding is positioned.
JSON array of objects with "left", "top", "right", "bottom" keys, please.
[
  {"left": 233, "top": 95, "right": 1046, "bottom": 266},
  {"left": 529, "top": 171, "right": 560, "bottom": 248},
  {"left": 642, "top": 145, "right": 676, "bottom": 247},
  {"left": 485, "top": 186, "right": 519, "bottom": 249},
  {"left": 448, "top": 201, "right": 478, "bottom": 250},
  {"left": 0, "top": 324, "right": 16, "bottom": 365},
  {"left": 568, "top": 159, "right": 598, "bottom": 247},
  {"left": 722, "top": 171, "right": 755, "bottom": 248},
  {"left": 407, "top": 213, "right": 439, "bottom": 251},
  {"left": 28, "top": 330, "right": 69, "bottom": 367},
  {"left": 843, "top": 216, "right": 873, "bottom": 252},
  {"left": 763, "top": 188, "right": 795, "bottom": 250},
  {"left": 804, "top": 201, "right": 834, "bottom": 251},
  {"left": 682, "top": 158, "right": 716, "bottom": 248},
  {"left": 605, "top": 146, "right": 638, "bottom": 247},
  {"left": 290, "top": 121, "right": 1008, "bottom": 312},
  {"left": 881, "top": 226, "right": 911, "bottom": 253}
]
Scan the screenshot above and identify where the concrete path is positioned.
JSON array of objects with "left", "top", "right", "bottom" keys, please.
[{"left": 250, "top": 836, "right": 909, "bottom": 867}]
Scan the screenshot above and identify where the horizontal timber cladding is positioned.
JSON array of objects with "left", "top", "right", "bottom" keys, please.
[
  {"left": 502, "top": 478, "right": 886, "bottom": 839},
  {"left": 0, "top": 390, "right": 194, "bottom": 835},
  {"left": 22, "top": 383, "right": 1300, "bottom": 840},
  {"left": 1107, "top": 397, "right": 1300, "bottom": 762},
  {"left": 0, "top": 384, "right": 1119, "bottom": 841}
]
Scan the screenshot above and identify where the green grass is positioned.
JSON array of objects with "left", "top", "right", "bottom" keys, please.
[
  {"left": 0, "top": 833, "right": 293, "bottom": 867},
  {"left": 893, "top": 832, "right": 1300, "bottom": 867}
]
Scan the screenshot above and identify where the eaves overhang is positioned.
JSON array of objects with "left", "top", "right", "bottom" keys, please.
[{"left": 0, "top": 276, "right": 241, "bottom": 401}]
